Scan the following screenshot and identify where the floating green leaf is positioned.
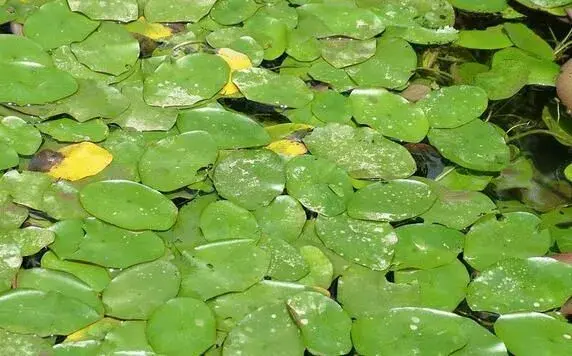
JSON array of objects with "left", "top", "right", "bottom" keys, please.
[
  {"left": 467, "top": 257, "right": 572, "bottom": 313},
  {"left": 1, "top": 170, "right": 53, "bottom": 210},
  {"left": 259, "top": 237, "right": 308, "bottom": 281},
  {"left": 254, "top": 195, "right": 306, "bottom": 242},
  {"left": 71, "top": 22, "right": 139, "bottom": 76},
  {"left": 493, "top": 47, "right": 559, "bottom": 86},
  {"left": 285, "top": 155, "right": 353, "bottom": 217},
  {"left": 210, "top": 0, "right": 260, "bottom": 25},
  {"left": 36, "top": 118, "right": 108, "bottom": 143},
  {"left": 69, "top": 218, "right": 165, "bottom": 268},
  {"left": 223, "top": 303, "right": 305, "bottom": 356},
  {"left": 428, "top": 119, "right": 510, "bottom": 171},
  {"left": 474, "top": 60, "right": 529, "bottom": 100},
  {"left": 0, "top": 116, "right": 42, "bottom": 155},
  {"left": 348, "top": 179, "right": 437, "bottom": 222},
  {"left": 0, "top": 238, "right": 20, "bottom": 292},
  {"left": 393, "top": 224, "right": 464, "bottom": 270},
  {"left": 320, "top": 38, "right": 376, "bottom": 69},
  {"left": 67, "top": 0, "right": 138, "bottom": 22},
  {"left": 144, "top": 53, "right": 230, "bottom": 107},
  {"left": 0, "top": 328, "right": 52, "bottom": 355},
  {"left": 316, "top": 214, "right": 397, "bottom": 270},
  {"left": 102, "top": 259, "right": 180, "bottom": 319},
  {"left": 177, "top": 107, "right": 270, "bottom": 149},
  {"left": 456, "top": 25, "right": 513, "bottom": 49},
  {"left": 139, "top": 131, "right": 217, "bottom": 192},
  {"left": 448, "top": 0, "right": 509, "bottom": 13},
  {"left": 0, "top": 289, "right": 101, "bottom": 336},
  {"left": 144, "top": 0, "right": 216, "bottom": 23},
  {"left": 350, "top": 88, "right": 429, "bottom": 142},
  {"left": 79, "top": 180, "right": 178, "bottom": 231},
  {"left": 213, "top": 149, "right": 285, "bottom": 210},
  {"left": 0, "top": 143, "right": 18, "bottom": 171},
  {"left": 0, "top": 227, "right": 54, "bottom": 256},
  {"left": 297, "top": 245, "right": 334, "bottom": 289},
  {"left": 311, "top": 90, "right": 353, "bottom": 124},
  {"left": 494, "top": 313, "right": 572, "bottom": 356},
  {"left": 24, "top": 0, "right": 98, "bottom": 50},
  {"left": 464, "top": 212, "right": 551, "bottom": 270},
  {"left": 41, "top": 251, "right": 110, "bottom": 292},
  {"left": 417, "top": 85, "right": 489, "bottom": 129},
  {"left": 287, "top": 291, "right": 352, "bottom": 355},
  {"left": 503, "top": 22, "right": 553, "bottom": 60},
  {"left": 304, "top": 124, "right": 417, "bottom": 179},
  {"left": 233, "top": 68, "right": 314, "bottom": 108},
  {"left": 200, "top": 200, "right": 261, "bottom": 242}
]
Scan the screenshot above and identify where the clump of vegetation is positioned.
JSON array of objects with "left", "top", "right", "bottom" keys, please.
[{"left": 0, "top": 0, "right": 571, "bottom": 355}]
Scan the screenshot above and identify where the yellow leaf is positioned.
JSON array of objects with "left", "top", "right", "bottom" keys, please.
[
  {"left": 124, "top": 17, "right": 172, "bottom": 40},
  {"left": 47, "top": 142, "right": 113, "bottom": 181},
  {"left": 266, "top": 139, "right": 308, "bottom": 157},
  {"left": 217, "top": 48, "right": 252, "bottom": 95}
]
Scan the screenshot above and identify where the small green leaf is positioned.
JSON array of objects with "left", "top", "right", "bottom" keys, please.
[
  {"left": 0, "top": 199, "right": 27, "bottom": 231},
  {"left": 0, "top": 116, "right": 43, "bottom": 155},
  {"left": 464, "top": 212, "right": 551, "bottom": 270},
  {"left": 474, "top": 60, "right": 529, "bottom": 100},
  {"left": 144, "top": 0, "right": 216, "bottom": 22},
  {"left": 259, "top": 237, "right": 308, "bottom": 281},
  {"left": 456, "top": 25, "right": 513, "bottom": 49},
  {"left": 448, "top": 0, "right": 509, "bottom": 13},
  {"left": 1, "top": 170, "right": 53, "bottom": 210},
  {"left": 147, "top": 297, "right": 216, "bottom": 355},
  {"left": 348, "top": 179, "right": 437, "bottom": 222},
  {"left": 79, "top": 180, "right": 178, "bottom": 231},
  {"left": 244, "top": 16, "right": 288, "bottom": 60},
  {"left": 0, "top": 328, "right": 52, "bottom": 355},
  {"left": 36, "top": 118, "right": 108, "bottom": 143},
  {"left": 0, "top": 238, "right": 21, "bottom": 292},
  {"left": 200, "top": 200, "right": 261, "bottom": 242},
  {"left": 102, "top": 259, "right": 181, "bottom": 319},
  {"left": 67, "top": 0, "right": 138, "bottom": 22},
  {"left": 41, "top": 251, "right": 110, "bottom": 292},
  {"left": 297, "top": 245, "right": 334, "bottom": 289},
  {"left": 320, "top": 38, "right": 376, "bottom": 68},
  {"left": 503, "top": 22, "right": 554, "bottom": 60},
  {"left": 0, "top": 227, "right": 55, "bottom": 256},
  {"left": 467, "top": 257, "right": 572, "bottom": 314},
  {"left": 254, "top": 195, "right": 306, "bottom": 243},
  {"left": 42, "top": 181, "right": 88, "bottom": 220},
  {"left": 287, "top": 291, "right": 352, "bottom": 355},
  {"left": 311, "top": 90, "right": 353, "bottom": 124},
  {"left": 492, "top": 47, "right": 559, "bottom": 86},
  {"left": 316, "top": 214, "right": 397, "bottom": 270},
  {"left": 210, "top": 0, "right": 260, "bottom": 25}
]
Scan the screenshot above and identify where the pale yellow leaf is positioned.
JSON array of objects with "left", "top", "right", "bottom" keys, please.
[
  {"left": 217, "top": 48, "right": 252, "bottom": 95},
  {"left": 266, "top": 139, "right": 308, "bottom": 157},
  {"left": 47, "top": 142, "right": 113, "bottom": 181},
  {"left": 124, "top": 16, "right": 172, "bottom": 40}
]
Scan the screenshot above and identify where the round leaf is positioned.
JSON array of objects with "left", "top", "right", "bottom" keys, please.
[
  {"left": 320, "top": 38, "right": 376, "bottom": 69},
  {"left": 147, "top": 297, "right": 216, "bottom": 356},
  {"left": 254, "top": 195, "right": 306, "bottom": 242},
  {"left": 67, "top": 0, "right": 138, "bottom": 22},
  {"left": 259, "top": 237, "right": 308, "bottom": 281},
  {"left": 0, "top": 116, "right": 42, "bottom": 155},
  {"left": 200, "top": 200, "right": 261, "bottom": 242},
  {"left": 36, "top": 118, "right": 108, "bottom": 143},
  {"left": 316, "top": 214, "right": 398, "bottom": 271},
  {"left": 102, "top": 259, "right": 181, "bottom": 319},
  {"left": 348, "top": 179, "right": 437, "bottom": 222},
  {"left": 79, "top": 180, "right": 178, "bottom": 231},
  {"left": 213, "top": 149, "right": 285, "bottom": 210},
  {"left": 144, "top": 0, "right": 216, "bottom": 23},
  {"left": 311, "top": 90, "right": 353, "bottom": 124}
]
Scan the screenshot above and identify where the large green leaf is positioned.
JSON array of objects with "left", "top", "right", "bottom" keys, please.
[
  {"left": 213, "top": 149, "right": 285, "bottom": 210},
  {"left": 41, "top": 251, "right": 110, "bottom": 292},
  {"left": 199, "top": 200, "right": 261, "bottom": 242},
  {"left": 464, "top": 213, "right": 551, "bottom": 270},
  {"left": 285, "top": 155, "right": 353, "bottom": 217},
  {"left": 474, "top": 59, "right": 529, "bottom": 100},
  {"left": 0, "top": 328, "right": 52, "bottom": 355},
  {"left": 102, "top": 259, "right": 181, "bottom": 319},
  {"left": 178, "top": 239, "right": 270, "bottom": 300},
  {"left": 97, "top": 321, "right": 155, "bottom": 355},
  {"left": 428, "top": 119, "right": 510, "bottom": 171},
  {"left": 320, "top": 38, "right": 376, "bottom": 68},
  {"left": 139, "top": 131, "right": 218, "bottom": 192},
  {"left": 467, "top": 257, "right": 572, "bottom": 314},
  {"left": 492, "top": 47, "right": 559, "bottom": 86},
  {"left": 0, "top": 116, "right": 42, "bottom": 155},
  {"left": 351, "top": 88, "right": 429, "bottom": 142},
  {"left": 0, "top": 227, "right": 55, "bottom": 256},
  {"left": 0, "top": 289, "right": 101, "bottom": 336},
  {"left": 71, "top": 23, "right": 139, "bottom": 76},
  {"left": 177, "top": 107, "right": 270, "bottom": 149},
  {"left": 311, "top": 90, "right": 353, "bottom": 124},
  {"left": 233, "top": 68, "right": 314, "bottom": 108},
  {"left": 147, "top": 297, "right": 216, "bottom": 356},
  {"left": 79, "top": 180, "right": 178, "bottom": 231},
  {"left": 210, "top": 0, "right": 261, "bottom": 25},
  {"left": 304, "top": 124, "right": 417, "bottom": 179},
  {"left": 456, "top": 25, "right": 512, "bottom": 49},
  {"left": 254, "top": 195, "right": 306, "bottom": 242},
  {"left": 348, "top": 179, "right": 437, "bottom": 222},
  {"left": 24, "top": 0, "right": 98, "bottom": 50},
  {"left": 144, "top": 53, "right": 229, "bottom": 107},
  {"left": 1, "top": 170, "right": 53, "bottom": 210},
  {"left": 316, "top": 214, "right": 397, "bottom": 271},
  {"left": 0, "top": 35, "right": 78, "bottom": 105},
  {"left": 144, "top": 0, "right": 216, "bottom": 23},
  {"left": 286, "top": 291, "right": 352, "bottom": 355},
  {"left": 259, "top": 237, "right": 308, "bottom": 281}
]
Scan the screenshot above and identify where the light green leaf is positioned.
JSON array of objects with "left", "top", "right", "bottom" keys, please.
[
  {"left": 0, "top": 227, "right": 55, "bottom": 256},
  {"left": 304, "top": 123, "right": 417, "bottom": 179},
  {"left": 492, "top": 47, "right": 559, "bottom": 86},
  {"left": 436, "top": 167, "right": 493, "bottom": 192},
  {"left": 42, "top": 181, "right": 89, "bottom": 220},
  {"left": 147, "top": 297, "right": 216, "bottom": 356},
  {"left": 448, "top": 0, "right": 509, "bottom": 13},
  {"left": 311, "top": 90, "right": 353, "bottom": 124},
  {"left": 144, "top": 53, "right": 229, "bottom": 107},
  {"left": 223, "top": 303, "right": 305, "bottom": 356},
  {"left": 297, "top": 245, "right": 334, "bottom": 289},
  {"left": 36, "top": 118, "right": 108, "bottom": 142},
  {"left": 0, "top": 116, "right": 42, "bottom": 155},
  {"left": 199, "top": 200, "right": 261, "bottom": 242},
  {"left": 320, "top": 38, "right": 376, "bottom": 68},
  {"left": 71, "top": 23, "right": 139, "bottom": 76},
  {"left": 308, "top": 59, "right": 357, "bottom": 92},
  {"left": 456, "top": 25, "right": 513, "bottom": 49},
  {"left": 145, "top": 0, "right": 215, "bottom": 22},
  {"left": 41, "top": 251, "right": 110, "bottom": 292},
  {"left": 233, "top": 68, "right": 314, "bottom": 108},
  {"left": 503, "top": 22, "right": 553, "bottom": 60},
  {"left": 350, "top": 88, "right": 429, "bottom": 142},
  {"left": 244, "top": 16, "right": 288, "bottom": 60},
  {"left": 0, "top": 289, "right": 101, "bottom": 337},
  {"left": 385, "top": 25, "right": 459, "bottom": 45},
  {"left": 417, "top": 85, "right": 489, "bottom": 129},
  {"left": 97, "top": 321, "right": 154, "bottom": 355},
  {"left": 393, "top": 224, "right": 464, "bottom": 270},
  {"left": 316, "top": 214, "right": 397, "bottom": 270},
  {"left": 395, "top": 260, "right": 470, "bottom": 311},
  {"left": 0, "top": 238, "right": 21, "bottom": 292},
  {"left": 69, "top": 217, "right": 165, "bottom": 268},
  {"left": 139, "top": 131, "right": 218, "bottom": 192},
  {"left": 0, "top": 143, "right": 18, "bottom": 171},
  {"left": 213, "top": 149, "right": 285, "bottom": 210},
  {"left": 286, "top": 291, "right": 352, "bottom": 355},
  {"left": 467, "top": 257, "right": 572, "bottom": 314},
  {"left": 1, "top": 170, "right": 53, "bottom": 210},
  {"left": 102, "top": 259, "right": 181, "bottom": 319},
  {"left": 0, "top": 328, "right": 53, "bottom": 356},
  {"left": 474, "top": 60, "right": 529, "bottom": 100},
  {"left": 210, "top": 0, "right": 261, "bottom": 25},
  {"left": 428, "top": 119, "right": 510, "bottom": 171},
  {"left": 254, "top": 195, "right": 306, "bottom": 242},
  {"left": 348, "top": 179, "right": 437, "bottom": 222},
  {"left": 79, "top": 180, "right": 178, "bottom": 231},
  {"left": 259, "top": 237, "right": 308, "bottom": 281},
  {"left": 67, "top": 0, "right": 138, "bottom": 22},
  {"left": 24, "top": 0, "right": 99, "bottom": 50},
  {"left": 177, "top": 107, "right": 270, "bottom": 149},
  {"left": 464, "top": 212, "right": 551, "bottom": 270}
]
